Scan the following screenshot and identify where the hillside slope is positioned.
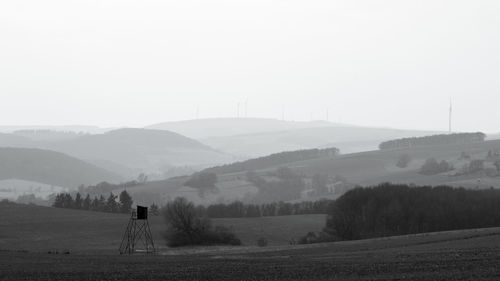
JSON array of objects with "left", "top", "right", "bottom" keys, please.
[
  {"left": 147, "top": 118, "right": 441, "bottom": 157},
  {"left": 0, "top": 132, "right": 35, "bottom": 147},
  {"left": 117, "top": 139, "right": 500, "bottom": 205},
  {"left": 0, "top": 128, "right": 235, "bottom": 177},
  {"left": 147, "top": 118, "right": 339, "bottom": 138},
  {"left": 202, "top": 126, "right": 442, "bottom": 157},
  {"left": 0, "top": 147, "right": 122, "bottom": 188},
  {"left": 47, "top": 128, "right": 235, "bottom": 174}
]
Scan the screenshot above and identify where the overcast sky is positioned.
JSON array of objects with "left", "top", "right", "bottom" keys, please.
[{"left": 0, "top": 0, "right": 499, "bottom": 132}]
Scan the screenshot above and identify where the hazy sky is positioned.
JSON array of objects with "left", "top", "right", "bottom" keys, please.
[{"left": 1, "top": 0, "right": 499, "bottom": 132}]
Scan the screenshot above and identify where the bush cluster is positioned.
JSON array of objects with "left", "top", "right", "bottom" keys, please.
[
  {"left": 419, "top": 158, "right": 453, "bottom": 175},
  {"left": 163, "top": 198, "right": 241, "bottom": 247}
]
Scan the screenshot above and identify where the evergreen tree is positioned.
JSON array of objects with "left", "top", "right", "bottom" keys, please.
[
  {"left": 52, "top": 193, "right": 63, "bottom": 208},
  {"left": 119, "top": 190, "right": 133, "bottom": 214},
  {"left": 82, "top": 194, "right": 91, "bottom": 210},
  {"left": 98, "top": 195, "right": 106, "bottom": 212},
  {"left": 106, "top": 193, "right": 119, "bottom": 213},
  {"left": 150, "top": 203, "right": 160, "bottom": 216},
  {"left": 90, "top": 196, "right": 99, "bottom": 211},
  {"left": 73, "top": 193, "right": 83, "bottom": 209},
  {"left": 62, "top": 193, "right": 74, "bottom": 208},
  {"left": 245, "top": 204, "right": 261, "bottom": 217}
]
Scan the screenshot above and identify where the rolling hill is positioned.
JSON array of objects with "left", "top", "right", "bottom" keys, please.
[
  {"left": 201, "top": 125, "right": 442, "bottom": 158},
  {"left": 0, "top": 128, "right": 236, "bottom": 178},
  {"left": 0, "top": 132, "right": 35, "bottom": 147},
  {"left": 0, "top": 147, "right": 122, "bottom": 190},
  {"left": 0, "top": 125, "right": 112, "bottom": 134},
  {"left": 111, "top": 138, "right": 500, "bottom": 205},
  {"left": 45, "top": 128, "right": 235, "bottom": 175},
  {"left": 147, "top": 118, "right": 339, "bottom": 138},
  {"left": 147, "top": 118, "right": 442, "bottom": 157}
]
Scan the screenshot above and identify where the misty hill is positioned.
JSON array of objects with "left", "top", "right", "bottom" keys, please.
[
  {"left": 0, "top": 125, "right": 112, "bottom": 134},
  {"left": 487, "top": 133, "right": 500, "bottom": 140},
  {"left": 0, "top": 132, "right": 35, "bottom": 147},
  {"left": 0, "top": 128, "right": 235, "bottom": 177},
  {"left": 202, "top": 125, "right": 442, "bottom": 158},
  {"left": 147, "top": 118, "right": 340, "bottom": 138},
  {"left": 204, "top": 147, "right": 340, "bottom": 175},
  {"left": 116, "top": 138, "right": 500, "bottom": 205},
  {"left": 0, "top": 147, "right": 122, "bottom": 189},
  {"left": 43, "top": 128, "right": 235, "bottom": 176},
  {"left": 12, "top": 129, "right": 88, "bottom": 142}
]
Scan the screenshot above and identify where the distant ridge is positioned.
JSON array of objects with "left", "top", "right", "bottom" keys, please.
[
  {"left": 47, "top": 128, "right": 234, "bottom": 173},
  {"left": 147, "top": 118, "right": 345, "bottom": 139},
  {"left": 0, "top": 147, "right": 122, "bottom": 188},
  {"left": 0, "top": 125, "right": 113, "bottom": 134},
  {"left": 0, "top": 128, "right": 235, "bottom": 176},
  {"left": 201, "top": 125, "right": 443, "bottom": 158}
]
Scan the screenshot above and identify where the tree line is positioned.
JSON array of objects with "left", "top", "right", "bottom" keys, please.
[
  {"left": 51, "top": 190, "right": 159, "bottom": 214},
  {"left": 194, "top": 199, "right": 332, "bottom": 218},
  {"left": 379, "top": 132, "right": 486, "bottom": 150},
  {"left": 203, "top": 147, "right": 340, "bottom": 175},
  {"left": 75, "top": 176, "right": 147, "bottom": 198},
  {"left": 51, "top": 189, "right": 331, "bottom": 218},
  {"left": 325, "top": 183, "right": 500, "bottom": 241}
]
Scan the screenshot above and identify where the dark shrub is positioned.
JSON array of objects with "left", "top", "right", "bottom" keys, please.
[
  {"left": 256, "top": 237, "right": 268, "bottom": 247},
  {"left": 162, "top": 197, "right": 241, "bottom": 247},
  {"left": 419, "top": 158, "right": 453, "bottom": 175},
  {"left": 396, "top": 154, "right": 411, "bottom": 168},
  {"left": 298, "top": 231, "right": 336, "bottom": 244}
]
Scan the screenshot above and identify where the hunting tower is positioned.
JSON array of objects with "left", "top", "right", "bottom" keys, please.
[{"left": 119, "top": 206, "right": 155, "bottom": 254}]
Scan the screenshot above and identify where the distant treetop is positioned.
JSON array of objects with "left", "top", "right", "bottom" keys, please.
[{"left": 379, "top": 132, "right": 486, "bottom": 150}]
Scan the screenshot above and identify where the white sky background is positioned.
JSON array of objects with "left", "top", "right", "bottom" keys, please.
[{"left": 0, "top": 0, "right": 499, "bottom": 132}]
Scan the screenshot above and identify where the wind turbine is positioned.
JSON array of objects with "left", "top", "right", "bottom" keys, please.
[
  {"left": 449, "top": 98, "right": 452, "bottom": 134},
  {"left": 244, "top": 98, "right": 248, "bottom": 118}
]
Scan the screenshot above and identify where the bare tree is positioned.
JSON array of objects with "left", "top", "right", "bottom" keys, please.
[{"left": 162, "top": 197, "right": 240, "bottom": 247}]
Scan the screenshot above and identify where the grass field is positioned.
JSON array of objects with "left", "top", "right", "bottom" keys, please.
[
  {"left": 1, "top": 227, "right": 499, "bottom": 280},
  {"left": 0, "top": 201, "right": 325, "bottom": 253},
  {"left": 2, "top": 202, "right": 500, "bottom": 280}
]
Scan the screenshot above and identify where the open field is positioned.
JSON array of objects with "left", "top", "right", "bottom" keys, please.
[
  {"left": 1, "top": 202, "right": 500, "bottom": 280},
  {"left": 1, "top": 227, "right": 500, "bottom": 280},
  {"left": 0, "top": 202, "right": 325, "bottom": 253}
]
